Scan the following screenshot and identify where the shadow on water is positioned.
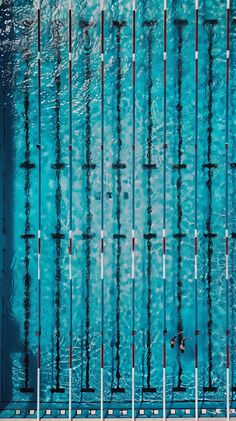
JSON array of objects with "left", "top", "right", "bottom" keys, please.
[{"left": 0, "top": 0, "right": 36, "bottom": 407}]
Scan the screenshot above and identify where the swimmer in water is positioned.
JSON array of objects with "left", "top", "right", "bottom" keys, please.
[
  {"left": 170, "top": 331, "right": 183, "bottom": 348},
  {"left": 179, "top": 337, "right": 191, "bottom": 353}
]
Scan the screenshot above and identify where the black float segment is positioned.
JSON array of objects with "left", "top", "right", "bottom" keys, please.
[
  {"left": 82, "top": 232, "right": 95, "bottom": 240},
  {"left": 142, "top": 20, "right": 157, "bottom": 27},
  {"left": 143, "top": 233, "right": 156, "bottom": 240},
  {"left": 112, "top": 162, "right": 126, "bottom": 169},
  {"left": 112, "top": 20, "right": 126, "bottom": 28},
  {"left": 203, "top": 233, "right": 217, "bottom": 238},
  {"left": 143, "top": 163, "right": 157, "bottom": 170},
  {"left": 51, "top": 233, "right": 65, "bottom": 240},
  {"left": 173, "top": 233, "right": 186, "bottom": 239},
  {"left": 79, "top": 20, "right": 93, "bottom": 29},
  {"left": 113, "top": 233, "right": 126, "bottom": 239},
  {"left": 203, "top": 386, "right": 218, "bottom": 392},
  {"left": 142, "top": 387, "right": 157, "bottom": 393},
  {"left": 81, "top": 387, "right": 95, "bottom": 393},
  {"left": 172, "top": 163, "right": 187, "bottom": 170},
  {"left": 20, "top": 162, "right": 36, "bottom": 169},
  {"left": 82, "top": 163, "right": 96, "bottom": 170},
  {"left": 20, "top": 387, "right": 34, "bottom": 393},
  {"left": 173, "top": 386, "right": 187, "bottom": 392},
  {"left": 174, "top": 19, "right": 188, "bottom": 26},
  {"left": 203, "top": 163, "right": 218, "bottom": 169},
  {"left": 51, "top": 163, "right": 65, "bottom": 170},
  {"left": 23, "top": 18, "right": 34, "bottom": 27},
  {"left": 111, "top": 387, "right": 125, "bottom": 393},
  {"left": 204, "top": 19, "right": 218, "bottom": 25},
  {"left": 21, "top": 234, "right": 35, "bottom": 239},
  {"left": 51, "top": 387, "right": 65, "bottom": 393}
]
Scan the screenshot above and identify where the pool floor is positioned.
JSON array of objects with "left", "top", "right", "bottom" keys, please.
[{"left": 1, "top": 0, "right": 236, "bottom": 418}]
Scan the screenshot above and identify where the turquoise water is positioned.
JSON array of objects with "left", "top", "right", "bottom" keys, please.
[{"left": 0, "top": 0, "right": 236, "bottom": 417}]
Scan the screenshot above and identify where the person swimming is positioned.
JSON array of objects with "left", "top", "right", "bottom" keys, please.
[
  {"left": 170, "top": 331, "right": 183, "bottom": 348},
  {"left": 179, "top": 337, "right": 191, "bottom": 353}
]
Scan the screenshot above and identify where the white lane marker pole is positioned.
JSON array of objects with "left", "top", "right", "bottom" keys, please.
[
  {"left": 68, "top": 0, "right": 73, "bottom": 417},
  {"left": 195, "top": 0, "right": 199, "bottom": 418},
  {"left": 163, "top": 0, "right": 167, "bottom": 418},
  {"left": 131, "top": 230, "right": 135, "bottom": 421},
  {"left": 37, "top": 0, "right": 41, "bottom": 417},
  {"left": 132, "top": 0, "right": 136, "bottom": 418},
  {"left": 225, "top": 0, "right": 230, "bottom": 419},
  {"left": 100, "top": 0, "right": 105, "bottom": 417}
]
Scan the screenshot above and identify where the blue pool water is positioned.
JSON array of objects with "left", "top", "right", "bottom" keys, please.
[{"left": 0, "top": 0, "right": 236, "bottom": 417}]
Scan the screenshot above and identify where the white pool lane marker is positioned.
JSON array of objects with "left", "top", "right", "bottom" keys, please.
[
  {"left": 225, "top": 1, "right": 230, "bottom": 420},
  {"left": 163, "top": 1, "right": 167, "bottom": 420},
  {"left": 194, "top": 1, "right": 199, "bottom": 420},
  {"left": 68, "top": 0, "right": 73, "bottom": 419},
  {"left": 132, "top": 1, "right": 136, "bottom": 419},
  {"left": 100, "top": 1, "right": 105, "bottom": 419},
  {"left": 37, "top": 0, "right": 41, "bottom": 419}
]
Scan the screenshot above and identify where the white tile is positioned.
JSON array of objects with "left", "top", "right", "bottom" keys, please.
[
  {"left": 108, "top": 409, "right": 113, "bottom": 415},
  {"left": 153, "top": 409, "right": 159, "bottom": 415},
  {"left": 201, "top": 409, "right": 207, "bottom": 414},
  {"left": 216, "top": 409, "right": 221, "bottom": 414},
  {"left": 29, "top": 410, "right": 35, "bottom": 415},
  {"left": 231, "top": 409, "right": 236, "bottom": 414},
  {"left": 15, "top": 410, "right": 21, "bottom": 415},
  {"left": 185, "top": 409, "right": 190, "bottom": 415},
  {"left": 171, "top": 409, "right": 175, "bottom": 415},
  {"left": 60, "top": 410, "right": 66, "bottom": 415},
  {"left": 46, "top": 409, "right": 51, "bottom": 415},
  {"left": 139, "top": 409, "right": 145, "bottom": 415},
  {"left": 90, "top": 410, "right": 96, "bottom": 415},
  {"left": 122, "top": 410, "right": 128, "bottom": 415},
  {"left": 76, "top": 409, "right": 82, "bottom": 415}
]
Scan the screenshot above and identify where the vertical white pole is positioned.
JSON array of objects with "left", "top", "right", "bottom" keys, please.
[
  {"left": 68, "top": 0, "right": 73, "bottom": 418},
  {"left": 37, "top": 231, "right": 41, "bottom": 421},
  {"left": 37, "top": 0, "right": 41, "bottom": 418},
  {"left": 132, "top": 230, "right": 135, "bottom": 421},
  {"left": 163, "top": 234, "right": 166, "bottom": 420},
  {"left": 69, "top": 230, "right": 72, "bottom": 421},
  {"left": 226, "top": 0, "right": 230, "bottom": 419},
  {"left": 195, "top": 0, "right": 199, "bottom": 419},
  {"left": 132, "top": 0, "right": 136, "bottom": 418},
  {"left": 163, "top": 0, "right": 167, "bottom": 418},
  {"left": 100, "top": 0, "right": 105, "bottom": 417}
]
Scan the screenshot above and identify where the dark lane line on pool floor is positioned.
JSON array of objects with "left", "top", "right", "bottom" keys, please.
[
  {"left": 20, "top": 19, "right": 35, "bottom": 395},
  {"left": 80, "top": 21, "right": 95, "bottom": 394},
  {"left": 50, "top": 21, "right": 65, "bottom": 395},
  {"left": 202, "top": 19, "right": 218, "bottom": 394},
  {"left": 142, "top": 19, "right": 157, "bottom": 395},
  {"left": 111, "top": 19, "right": 126, "bottom": 395},
  {"left": 172, "top": 18, "right": 188, "bottom": 393}
]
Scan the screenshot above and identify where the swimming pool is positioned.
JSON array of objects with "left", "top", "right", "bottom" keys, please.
[{"left": 0, "top": 0, "right": 235, "bottom": 418}]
